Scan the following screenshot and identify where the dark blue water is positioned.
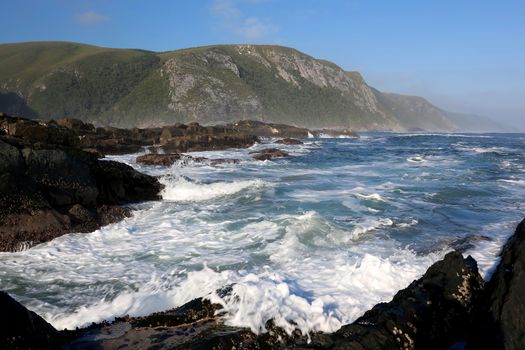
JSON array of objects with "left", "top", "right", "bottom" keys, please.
[{"left": 1, "top": 132, "right": 524, "bottom": 334}]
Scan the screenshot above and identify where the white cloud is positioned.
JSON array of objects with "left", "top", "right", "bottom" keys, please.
[
  {"left": 211, "top": 0, "right": 278, "bottom": 40},
  {"left": 76, "top": 11, "right": 110, "bottom": 25}
]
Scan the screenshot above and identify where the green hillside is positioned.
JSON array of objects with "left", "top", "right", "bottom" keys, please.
[{"left": 0, "top": 41, "right": 496, "bottom": 131}]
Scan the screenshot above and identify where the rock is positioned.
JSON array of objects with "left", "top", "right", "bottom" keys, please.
[
  {"left": 136, "top": 153, "right": 183, "bottom": 166},
  {"left": 63, "top": 252, "right": 484, "bottom": 349},
  {"left": 0, "top": 291, "right": 62, "bottom": 349},
  {"left": 0, "top": 115, "right": 163, "bottom": 251},
  {"left": 93, "top": 160, "right": 162, "bottom": 205},
  {"left": 312, "top": 128, "right": 359, "bottom": 138},
  {"left": 229, "top": 120, "right": 310, "bottom": 138},
  {"left": 161, "top": 134, "right": 258, "bottom": 153},
  {"left": 250, "top": 148, "right": 289, "bottom": 161},
  {"left": 331, "top": 251, "right": 484, "bottom": 350},
  {"left": 208, "top": 158, "right": 240, "bottom": 166},
  {"left": 449, "top": 234, "right": 491, "bottom": 253},
  {"left": 275, "top": 138, "right": 304, "bottom": 145},
  {"left": 469, "top": 219, "right": 525, "bottom": 350}
]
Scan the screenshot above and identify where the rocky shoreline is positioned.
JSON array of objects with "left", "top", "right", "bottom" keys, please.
[
  {"left": 1, "top": 220, "right": 524, "bottom": 349},
  {"left": 1, "top": 113, "right": 522, "bottom": 349},
  {"left": 0, "top": 114, "right": 317, "bottom": 251}
]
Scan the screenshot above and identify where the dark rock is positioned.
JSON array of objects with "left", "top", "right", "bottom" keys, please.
[
  {"left": 229, "top": 120, "right": 311, "bottom": 138},
  {"left": 0, "top": 115, "right": 163, "bottom": 251},
  {"left": 161, "top": 134, "right": 258, "bottom": 153},
  {"left": 93, "top": 160, "right": 163, "bottom": 205},
  {"left": 250, "top": 148, "right": 289, "bottom": 161},
  {"left": 136, "top": 153, "right": 183, "bottom": 166},
  {"left": 312, "top": 128, "right": 359, "bottom": 138},
  {"left": 331, "top": 251, "right": 484, "bottom": 350},
  {"left": 449, "top": 234, "right": 491, "bottom": 253},
  {"left": 0, "top": 291, "right": 62, "bottom": 349},
  {"left": 96, "top": 205, "right": 132, "bottom": 226},
  {"left": 469, "top": 219, "right": 525, "bottom": 350},
  {"left": 275, "top": 138, "right": 304, "bottom": 145}
]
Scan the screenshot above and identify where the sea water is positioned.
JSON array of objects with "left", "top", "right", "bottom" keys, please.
[{"left": 1, "top": 133, "right": 524, "bottom": 335}]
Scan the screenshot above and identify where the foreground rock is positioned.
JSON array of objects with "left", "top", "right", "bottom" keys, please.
[
  {"left": 5, "top": 235, "right": 525, "bottom": 349},
  {"left": 0, "top": 117, "right": 163, "bottom": 252},
  {"left": 250, "top": 148, "right": 289, "bottom": 161},
  {"left": 56, "top": 251, "right": 483, "bottom": 349},
  {"left": 469, "top": 219, "right": 525, "bottom": 349},
  {"left": 0, "top": 292, "right": 63, "bottom": 349},
  {"left": 331, "top": 251, "right": 484, "bottom": 349}
]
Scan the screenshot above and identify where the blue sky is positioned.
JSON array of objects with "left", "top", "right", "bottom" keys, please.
[{"left": 1, "top": 0, "right": 524, "bottom": 128}]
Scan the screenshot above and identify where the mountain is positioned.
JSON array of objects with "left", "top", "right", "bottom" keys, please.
[{"left": 0, "top": 41, "right": 498, "bottom": 131}]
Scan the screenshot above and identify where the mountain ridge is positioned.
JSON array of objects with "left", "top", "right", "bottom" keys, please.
[{"left": 0, "top": 41, "right": 501, "bottom": 131}]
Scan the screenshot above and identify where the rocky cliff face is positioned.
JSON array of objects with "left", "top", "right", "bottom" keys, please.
[{"left": 0, "top": 41, "right": 484, "bottom": 131}]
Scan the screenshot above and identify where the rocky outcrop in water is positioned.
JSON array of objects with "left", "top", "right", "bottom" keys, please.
[
  {"left": 250, "top": 148, "right": 290, "bottom": 161},
  {"left": 275, "top": 138, "right": 304, "bottom": 145},
  {"left": 0, "top": 114, "right": 163, "bottom": 251},
  {"left": 1, "top": 114, "right": 260, "bottom": 157},
  {"left": 136, "top": 153, "right": 240, "bottom": 167},
  {"left": 469, "top": 219, "right": 525, "bottom": 349}
]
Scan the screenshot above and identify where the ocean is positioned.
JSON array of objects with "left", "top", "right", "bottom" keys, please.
[{"left": 1, "top": 132, "right": 524, "bottom": 335}]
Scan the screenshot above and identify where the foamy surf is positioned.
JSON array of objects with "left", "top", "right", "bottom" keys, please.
[
  {"left": 2, "top": 132, "right": 524, "bottom": 338},
  {"left": 161, "top": 176, "right": 267, "bottom": 202}
]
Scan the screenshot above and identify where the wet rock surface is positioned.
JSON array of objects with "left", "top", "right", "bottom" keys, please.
[
  {"left": 136, "top": 153, "right": 240, "bottom": 167},
  {"left": 275, "top": 138, "right": 304, "bottom": 145},
  {"left": 250, "top": 148, "right": 290, "bottom": 161},
  {"left": 61, "top": 251, "right": 487, "bottom": 349},
  {"left": 3, "top": 225, "right": 525, "bottom": 350},
  {"left": 312, "top": 128, "right": 359, "bottom": 138},
  {"left": 0, "top": 291, "right": 63, "bottom": 349},
  {"left": 469, "top": 219, "right": 525, "bottom": 350},
  {"left": 227, "top": 120, "right": 311, "bottom": 139},
  {"left": 0, "top": 115, "right": 163, "bottom": 251}
]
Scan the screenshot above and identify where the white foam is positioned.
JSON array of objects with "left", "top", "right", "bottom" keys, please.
[
  {"left": 498, "top": 178, "right": 525, "bottom": 186},
  {"left": 407, "top": 156, "right": 427, "bottom": 163},
  {"left": 354, "top": 193, "right": 385, "bottom": 201},
  {"left": 161, "top": 177, "right": 267, "bottom": 202}
]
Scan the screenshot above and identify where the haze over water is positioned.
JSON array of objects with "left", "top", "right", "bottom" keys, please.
[{"left": 1, "top": 132, "right": 524, "bottom": 334}]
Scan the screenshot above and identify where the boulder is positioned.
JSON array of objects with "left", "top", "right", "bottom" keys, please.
[
  {"left": 332, "top": 251, "right": 484, "bottom": 350},
  {"left": 64, "top": 252, "right": 485, "bottom": 349},
  {"left": 0, "top": 291, "right": 62, "bottom": 349},
  {"left": 250, "top": 148, "right": 289, "bottom": 161},
  {"left": 469, "top": 219, "right": 525, "bottom": 349},
  {"left": 136, "top": 153, "right": 183, "bottom": 166},
  {"left": 0, "top": 117, "right": 163, "bottom": 251},
  {"left": 275, "top": 138, "right": 304, "bottom": 145}
]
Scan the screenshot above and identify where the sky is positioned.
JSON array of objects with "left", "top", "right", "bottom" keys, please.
[{"left": 1, "top": 0, "right": 524, "bottom": 129}]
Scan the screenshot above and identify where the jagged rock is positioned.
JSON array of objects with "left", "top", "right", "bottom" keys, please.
[
  {"left": 312, "top": 128, "right": 359, "bottom": 138},
  {"left": 136, "top": 153, "right": 183, "bottom": 166},
  {"left": 330, "top": 251, "right": 484, "bottom": 349},
  {"left": 250, "top": 148, "right": 289, "bottom": 161},
  {"left": 63, "top": 251, "right": 485, "bottom": 349},
  {"left": 161, "top": 134, "right": 258, "bottom": 153},
  {"left": 230, "top": 120, "right": 310, "bottom": 138},
  {"left": 136, "top": 153, "right": 240, "bottom": 167},
  {"left": 0, "top": 115, "right": 163, "bottom": 251},
  {"left": 275, "top": 138, "right": 304, "bottom": 145},
  {"left": 469, "top": 219, "right": 525, "bottom": 350},
  {"left": 0, "top": 291, "right": 62, "bottom": 349}
]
